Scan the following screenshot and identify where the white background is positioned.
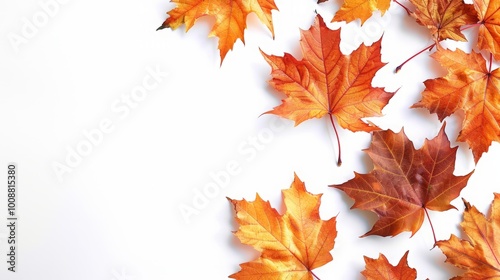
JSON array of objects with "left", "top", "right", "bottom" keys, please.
[{"left": 0, "top": 0, "right": 499, "bottom": 279}]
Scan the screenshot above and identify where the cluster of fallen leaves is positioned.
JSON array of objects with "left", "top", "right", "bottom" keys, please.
[
  {"left": 159, "top": 0, "right": 500, "bottom": 279},
  {"left": 228, "top": 173, "right": 500, "bottom": 279}
]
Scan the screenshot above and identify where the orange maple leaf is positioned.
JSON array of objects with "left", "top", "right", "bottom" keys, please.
[
  {"left": 228, "top": 173, "right": 337, "bottom": 279},
  {"left": 158, "top": 0, "right": 278, "bottom": 62},
  {"left": 262, "top": 14, "right": 393, "bottom": 164},
  {"left": 409, "top": 0, "right": 478, "bottom": 42},
  {"left": 413, "top": 48, "right": 500, "bottom": 163},
  {"left": 473, "top": 0, "right": 500, "bottom": 60},
  {"left": 333, "top": 0, "right": 392, "bottom": 24},
  {"left": 331, "top": 124, "right": 473, "bottom": 240},
  {"left": 362, "top": 251, "right": 417, "bottom": 280},
  {"left": 436, "top": 194, "right": 500, "bottom": 279}
]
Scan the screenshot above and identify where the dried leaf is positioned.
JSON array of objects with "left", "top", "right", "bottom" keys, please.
[
  {"left": 331, "top": 124, "right": 473, "bottom": 237},
  {"left": 362, "top": 251, "right": 417, "bottom": 280},
  {"left": 409, "top": 0, "right": 478, "bottom": 42},
  {"left": 413, "top": 48, "right": 500, "bottom": 163},
  {"left": 263, "top": 14, "right": 393, "bottom": 131},
  {"left": 473, "top": 0, "right": 500, "bottom": 60},
  {"left": 436, "top": 194, "right": 500, "bottom": 279},
  {"left": 158, "top": 0, "right": 278, "bottom": 62},
  {"left": 228, "top": 173, "right": 337, "bottom": 279},
  {"left": 333, "top": 0, "right": 392, "bottom": 24}
]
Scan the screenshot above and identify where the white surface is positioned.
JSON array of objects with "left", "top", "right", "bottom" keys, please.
[{"left": 0, "top": 0, "right": 498, "bottom": 279}]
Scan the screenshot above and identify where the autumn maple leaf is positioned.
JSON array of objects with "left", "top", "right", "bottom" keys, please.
[
  {"left": 157, "top": 0, "right": 278, "bottom": 62},
  {"left": 413, "top": 48, "right": 500, "bottom": 163},
  {"left": 394, "top": 0, "right": 478, "bottom": 72},
  {"left": 331, "top": 124, "right": 473, "bottom": 241},
  {"left": 409, "top": 0, "right": 478, "bottom": 42},
  {"left": 262, "top": 14, "right": 394, "bottom": 164},
  {"left": 362, "top": 251, "right": 417, "bottom": 280},
  {"left": 473, "top": 0, "right": 500, "bottom": 60},
  {"left": 228, "top": 173, "right": 337, "bottom": 279},
  {"left": 333, "top": 0, "right": 392, "bottom": 24},
  {"left": 437, "top": 194, "right": 500, "bottom": 279}
]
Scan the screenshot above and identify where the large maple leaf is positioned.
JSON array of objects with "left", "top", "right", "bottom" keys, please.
[
  {"left": 263, "top": 14, "right": 393, "bottom": 164},
  {"left": 362, "top": 251, "right": 417, "bottom": 280},
  {"left": 228, "top": 173, "right": 337, "bottom": 279},
  {"left": 473, "top": 0, "right": 500, "bottom": 60},
  {"left": 332, "top": 0, "right": 392, "bottom": 24},
  {"left": 331, "top": 125, "right": 473, "bottom": 238},
  {"left": 409, "top": 0, "right": 478, "bottom": 42},
  {"left": 158, "top": 0, "right": 277, "bottom": 62},
  {"left": 437, "top": 194, "right": 500, "bottom": 279},
  {"left": 413, "top": 48, "right": 500, "bottom": 163}
]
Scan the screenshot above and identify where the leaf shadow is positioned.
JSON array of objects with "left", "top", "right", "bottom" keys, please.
[
  {"left": 427, "top": 247, "right": 463, "bottom": 279},
  {"left": 357, "top": 141, "right": 375, "bottom": 174},
  {"left": 333, "top": 188, "right": 379, "bottom": 233},
  {"left": 393, "top": 4, "right": 430, "bottom": 43}
]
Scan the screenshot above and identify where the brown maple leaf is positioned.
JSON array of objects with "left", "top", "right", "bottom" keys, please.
[
  {"left": 362, "top": 251, "right": 417, "bottom": 280},
  {"left": 263, "top": 14, "right": 394, "bottom": 164},
  {"left": 409, "top": 0, "right": 478, "bottom": 42},
  {"left": 331, "top": 124, "right": 473, "bottom": 240},
  {"left": 157, "top": 0, "right": 278, "bottom": 62},
  {"left": 412, "top": 48, "right": 500, "bottom": 163},
  {"left": 473, "top": 0, "right": 500, "bottom": 60},
  {"left": 333, "top": 0, "right": 392, "bottom": 24},
  {"left": 437, "top": 194, "right": 500, "bottom": 279},
  {"left": 228, "top": 173, "right": 337, "bottom": 279}
]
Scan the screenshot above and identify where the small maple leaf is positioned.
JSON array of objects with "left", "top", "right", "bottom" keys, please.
[
  {"left": 158, "top": 0, "right": 278, "bottom": 63},
  {"left": 409, "top": 0, "right": 478, "bottom": 42},
  {"left": 362, "top": 251, "right": 417, "bottom": 280},
  {"left": 331, "top": 124, "right": 473, "bottom": 240},
  {"left": 263, "top": 14, "right": 394, "bottom": 164},
  {"left": 332, "top": 0, "right": 392, "bottom": 24},
  {"left": 413, "top": 48, "right": 500, "bottom": 163},
  {"left": 473, "top": 0, "right": 500, "bottom": 60},
  {"left": 436, "top": 194, "right": 500, "bottom": 279},
  {"left": 228, "top": 173, "right": 337, "bottom": 279}
]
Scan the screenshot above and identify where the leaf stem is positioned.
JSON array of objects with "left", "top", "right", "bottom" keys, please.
[
  {"left": 395, "top": 43, "right": 436, "bottom": 73},
  {"left": 460, "top": 23, "right": 481, "bottom": 32},
  {"left": 489, "top": 52, "right": 493, "bottom": 73},
  {"left": 328, "top": 114, "right": 342, "bottom": 166},
  {"left": 311, "top": 270, "right": 321, "bottom": 280},
  {"left": 424, "top": 208, "right": 437, "bottom": 248},
  {"left": 393, "top": 0, "right": 411, "bottom": 15}
]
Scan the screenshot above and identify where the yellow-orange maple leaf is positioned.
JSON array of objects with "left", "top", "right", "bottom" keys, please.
[
  {"left": 436, "top": 194, "right": 500, "bottom": 279},
  {"left": 362, "top": 251, "right": 417, "bottom": 280},
  {"left": 473, "top": 0, "right": 500, "bottom": 60},
  {"left": 158, "top": 0, "right": 277, "bottom": 62},
  {"left": 409, "top": 0, "right": 478, "bottom": 42},
  {"left": 228, "top": 173, "right": 337, "bottom": 279},
  {"left": 413, "top": 48, "right": 500, "bottom": 163},
  {"left": 333, "top": 0, "right": 391, "bottom": 24}
]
